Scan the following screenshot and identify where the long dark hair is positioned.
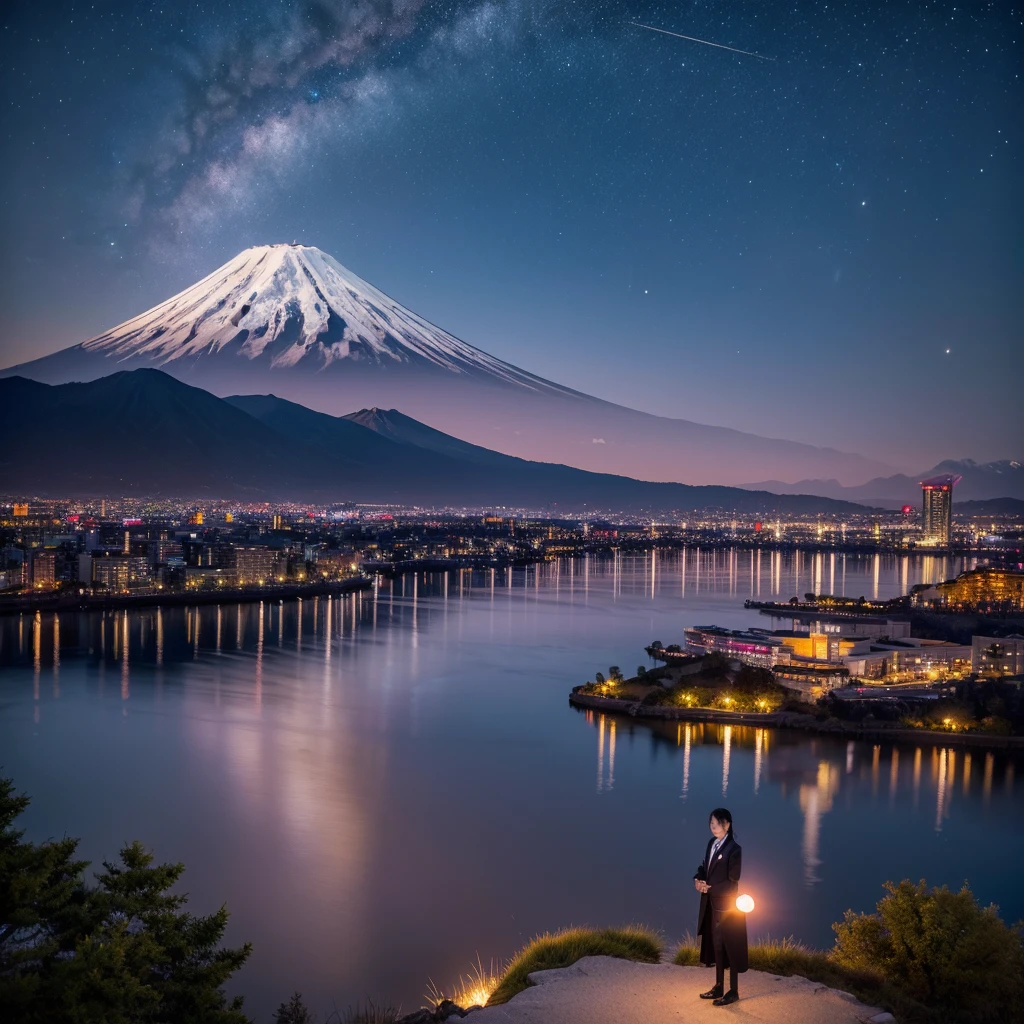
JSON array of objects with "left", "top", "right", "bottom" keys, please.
[{"left": 709, "top": 807, "right": 736, "bottom": 841}]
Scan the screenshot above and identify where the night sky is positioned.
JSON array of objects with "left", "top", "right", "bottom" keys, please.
[{"left": 1, "top": 1, "right": 1020, "bottom": 469}]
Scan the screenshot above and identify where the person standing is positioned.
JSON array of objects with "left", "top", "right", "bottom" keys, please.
[{"left": 693, "top": 807, "right": 748, "bottom": 1006}]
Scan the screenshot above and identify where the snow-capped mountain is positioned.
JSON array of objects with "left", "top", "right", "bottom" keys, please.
[
  {"left": 2, "top": 243, "right": 896, "bottom": 487},
  {"left": 75, "top": 244, "right": 568, "bottom": 392}
]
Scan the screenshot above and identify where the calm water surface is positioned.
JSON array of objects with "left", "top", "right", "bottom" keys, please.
[{"left": 1, "top": 550, "right": 1020, "bottom": 1020}]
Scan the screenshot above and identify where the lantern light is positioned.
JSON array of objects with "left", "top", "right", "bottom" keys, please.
[{"left": 735, "top": 893, "right": 755, "bottom": 913}]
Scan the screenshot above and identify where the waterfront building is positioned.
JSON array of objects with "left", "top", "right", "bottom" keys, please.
[
  {"left": 234, "top": 546, "right": 279, "bottom": 585},
  {"left": 920, "top": 473, "right": 960, "bottom": 546},
  {"left": 843, "top": 638, "right": 973, "bottom": 681},
  {"left": 765, "top": 611, "right": 911, "bottom": 639},
  {"left": 773, "top": 662, "right": 849, "bottom": 700},
  {"left": 31, "top": 550, "right": 56, "bottom": 589},
  {"left": 683, "top": 626, "right": 784, "bottom": 668},
  {"left": 971, "top": 635, "right": 1024, "bottom": 678},
  {"left": 91, "top": 554, "right": 153, "bottom": 594},
  {"left": 771, "top": 631, "right": 858, "bottom": 663},
  {"left": 931, "top": 567, "right": 1024, "bottom": 610}
]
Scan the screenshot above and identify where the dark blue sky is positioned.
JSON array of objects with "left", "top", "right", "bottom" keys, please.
[{"left": 1, "top": 0, "right": 1020, "bottom": 468}]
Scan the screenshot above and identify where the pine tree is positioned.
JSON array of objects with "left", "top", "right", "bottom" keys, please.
[
  {"left": 274, "top": 991, "right": 315, "bottom": 1023},
  {"left": 0, "top": 777, "right": 252, "bottom": 1022}
]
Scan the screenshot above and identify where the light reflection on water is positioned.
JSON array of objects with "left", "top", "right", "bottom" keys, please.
[{"left": 0, "top": 550, "right": 1018, "bottom": 1021}]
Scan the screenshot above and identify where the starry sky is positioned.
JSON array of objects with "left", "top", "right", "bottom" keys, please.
[{"left": 1, "top": 0, "right": 1020, "bottom": 470}]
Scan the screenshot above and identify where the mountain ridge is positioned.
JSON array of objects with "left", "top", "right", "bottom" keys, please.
[
  {"left": 0, "top": 243, "right": 897, "bottom": 488},
  {"left": 744, "top": 458, "right": 1024, "bottom": 506},
  {"left": 1, "top": 369, "right": 876, "bottom": 514}
]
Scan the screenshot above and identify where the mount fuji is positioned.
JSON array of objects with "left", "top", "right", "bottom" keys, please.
[{"left": 1, "top": 243, "right": 892, "bottom": 487}]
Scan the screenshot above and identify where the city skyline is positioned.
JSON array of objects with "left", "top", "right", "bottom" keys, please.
[{"left": 1, "top": 1, "right": 1020, "bottom": 469}]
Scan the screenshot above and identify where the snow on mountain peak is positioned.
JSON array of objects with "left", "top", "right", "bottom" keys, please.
[{"left": 80, "top": 243, "right": 558, "bottom": 389}]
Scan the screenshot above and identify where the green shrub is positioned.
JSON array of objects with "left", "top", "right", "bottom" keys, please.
[
  {"left": 923, "top": 700, "right": 976, "bottom": 732},
  {"left": 832, "top": 879, "right": 1024, "bottom": 1023},
  {"left": 488, "top": 926, "right": 662, "bottom": 1006},
  {"left": 672, "top": 938, "right": 700, "bottom": 965},
  {"left": 672, "top": 685, "right": 715, "bottom": 709},
  {"left": 676, "top": 936, "right": 900, "bottom": 1014}
]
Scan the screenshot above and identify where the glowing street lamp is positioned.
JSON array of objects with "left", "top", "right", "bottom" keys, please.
[{"left": 735, "top": 893, "right": 755, "bottom": 914}]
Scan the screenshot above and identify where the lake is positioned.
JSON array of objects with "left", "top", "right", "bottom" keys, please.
[{"left": 1, "top": 549, "right": 1020, "bottom": 1020}]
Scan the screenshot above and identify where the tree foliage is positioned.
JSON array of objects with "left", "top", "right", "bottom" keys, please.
[
  {"left": 831, "top": 879, "right": 1024, "bottom": 1022},
  {"left": 274, "top": 991, "right": 315, "bottom": 1023},
  {"left": 0, "top": 778, "right": 252, "bottom": 1023}
]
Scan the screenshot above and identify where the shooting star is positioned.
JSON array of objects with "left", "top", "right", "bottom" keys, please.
[{"left": 629, "top": 22, "right": 775, "bottom": 61}]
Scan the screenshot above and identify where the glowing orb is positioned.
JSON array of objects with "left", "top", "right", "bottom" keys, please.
[{"left": 735, "top": 894, "right": 755, "bottom": 913}]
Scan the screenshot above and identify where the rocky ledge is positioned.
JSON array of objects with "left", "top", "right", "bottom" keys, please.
[{"left": 401, "top": 956, "right": 894, "bottom": 1024}]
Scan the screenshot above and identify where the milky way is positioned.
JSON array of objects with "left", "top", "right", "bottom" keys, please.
[{"left": 0, "top": 0, "right": 1020, "bottom": 466}]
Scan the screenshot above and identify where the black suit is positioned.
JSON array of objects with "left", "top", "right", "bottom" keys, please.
[{"left": 694, "top": 834, "right": 748, "bottom": 974}]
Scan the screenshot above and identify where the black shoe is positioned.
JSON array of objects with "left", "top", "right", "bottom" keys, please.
[
  {"left": 713, "top": 990, "right": 739, "bottom": 1006},
  {"left": 700, "top": 985, "right": 723, "bottom": 1000}
]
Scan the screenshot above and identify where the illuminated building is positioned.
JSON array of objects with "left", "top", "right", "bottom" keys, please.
[
  {"left": 31, "top": 550, "right": 56, "bottom": 589},
  {"left": 234, "top": 546, "right": 278, "bottom": 585},
  {"left": 972, "top": 635, "right": 1024, "bottom": 678},
  {"left": 920, "top": 473, "right": 960, "bottom": 546},
  {"left": 763, "top": 609, "right": 912, "bottom": 639},
  {"left": 684, "top": 626, "right": 783, "bottom": 668},
  {"left": 844, "top": 639, "right": 972, "bottom": 680},
  {"left": 933, "top": 568, "right": 1024, "bottom": 610},
  {"left": 774, "top": 662, "right": 850, "bottom": 700},
  {"left": 13, "top": 503, "right": 29, "bottom": 517},
  {"left": 91, "top": 555, "right": 152, "bottom": 593}
]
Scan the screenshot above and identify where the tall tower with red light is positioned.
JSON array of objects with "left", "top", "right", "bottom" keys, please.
[{"left": 919, "top": 473, "right": 961, "bottom": 546}]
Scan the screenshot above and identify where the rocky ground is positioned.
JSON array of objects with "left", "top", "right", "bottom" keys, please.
[{"left": 398, "top": 955, "right": 895, "bottom": 1024}]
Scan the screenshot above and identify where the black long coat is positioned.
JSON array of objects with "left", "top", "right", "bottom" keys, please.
[{"left": 694, "top": 834, "right": 749, "bottom": 972}]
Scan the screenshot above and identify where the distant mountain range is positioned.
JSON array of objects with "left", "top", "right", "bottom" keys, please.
[
  {"left": 745, "top": 459, "right": 1023, "bottom": 507},
  {"left": 954, "top": 498, "right": 1024, "bottom": 517},
  {"left": 0, "top": 243, "right": 895, "bottom": 487},
  {"left": 0, "top": 370, "right": 873, "bottom": 514}
]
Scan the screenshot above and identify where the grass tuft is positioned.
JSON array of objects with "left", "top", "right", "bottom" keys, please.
[
  {"left": 672, "top": 935, "right": 701, "bottom": 966},
  {"left": 426, "top": 954, "right": 505, "bottom": 1011},
  {"left": 333, "top": 999, "right": 399, "bottom": 1024},
  {"left": 487, "top": 925, "right": 662, "bottom": 1006}
]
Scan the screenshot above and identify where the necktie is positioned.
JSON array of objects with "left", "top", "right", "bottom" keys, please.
[{"left": 708, "top": 839, "right": 721, "bottom": 872}]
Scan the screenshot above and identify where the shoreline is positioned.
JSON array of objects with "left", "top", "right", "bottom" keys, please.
[
  {"left": 568, "top": 692, "right": 1024, "bottom": 750},
  {"left": 0, "top": 576, "right": 372, "bottom": 617}
]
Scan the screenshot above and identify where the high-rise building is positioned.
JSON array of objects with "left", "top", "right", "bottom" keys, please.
[
  {"left": 920, "top": 473, "right": 960, "bottom": 546},
  {"left": 234, "top": 546, "right": 278, "bottom": 585},
  {"left": 91, "top": 554, "right": 151, "bottom": 593},
  {"left": 31, "top": 550, "right": 57, "bottom": 589}
]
